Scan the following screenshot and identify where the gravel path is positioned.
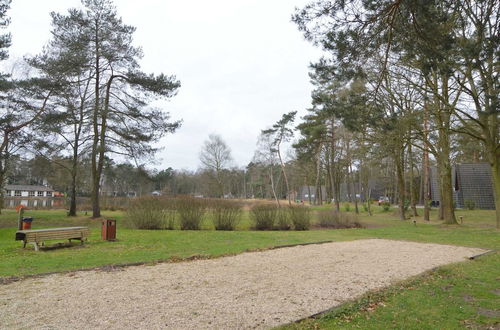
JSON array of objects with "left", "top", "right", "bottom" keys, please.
[{"left": 0, "top": 239, "right": 486, "bottom": 329}]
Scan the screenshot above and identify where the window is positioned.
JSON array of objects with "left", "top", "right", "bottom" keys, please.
[
  {"left": 14, "top": 190, "right": 21, "bottom": 197},
  {"left": 5, "top": 190, "right": 11, "bottom": 197},
  {"left": 28, "top": 191, "right": 35, "bottom": 197},
  {"left": 37, "top": 191, "right": 44, "bottom": 197},
  {"left": 46, "top": 191, "right": 52, "bottom": 197}
]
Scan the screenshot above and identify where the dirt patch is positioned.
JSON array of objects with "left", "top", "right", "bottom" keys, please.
[
  {"left": 0, "top": 239, "right": 486, "bottom": 329},
  {"left": 478, "top": 308, "right": 500, "bottom": 318},
  {"left": 463, "top": 294, "right": 475, "bottom": 302}
]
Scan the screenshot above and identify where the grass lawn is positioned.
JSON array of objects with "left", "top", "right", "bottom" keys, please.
[{"left": 0, "top": 205, "right": 498, "bottom": 328}]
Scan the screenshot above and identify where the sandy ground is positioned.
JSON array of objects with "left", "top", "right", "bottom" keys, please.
[{"left": 0, "top": 239, "right": 486, "bottom": 329}]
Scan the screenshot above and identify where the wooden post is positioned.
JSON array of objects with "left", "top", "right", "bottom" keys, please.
[{"left": 18, "top": 207, "right": 24, "bottom": 230}]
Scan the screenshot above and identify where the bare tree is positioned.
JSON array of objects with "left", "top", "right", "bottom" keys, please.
[
  {"left": 262, "top": 111, "right": 296, "bottom": 205},
  {"left": 199, "top": 134, "right": 233, "bottom": 198},
  {"left": 253, "top": 133, "right": 281, "bottom": 206}
]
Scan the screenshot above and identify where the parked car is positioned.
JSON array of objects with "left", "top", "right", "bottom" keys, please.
[{"left": 378, "top": 196, "right": 390, "bottom": 206}]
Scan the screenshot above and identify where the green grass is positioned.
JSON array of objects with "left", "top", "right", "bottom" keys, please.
[
  {"left": 0, "top": 206, "right": 498, "bottom": 328},
  {"left": 280, "top": 253, "right": 500, "bottom": 329}
]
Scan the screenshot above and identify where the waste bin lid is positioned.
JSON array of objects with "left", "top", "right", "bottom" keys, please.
[{"left": 22, "top": 217, "right": 33, "bottom": 222}]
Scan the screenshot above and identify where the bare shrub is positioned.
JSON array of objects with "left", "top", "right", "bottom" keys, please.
[
  {"left": 276, "top": 207, "right": 291, "bottom": 230},
  {"left": 209, "top": 199, "right": 242, "bottom": 231},
  {"left": 317, "top": 210, "right": 363, "bottom": 229},
  {"left": 162, "top": 198, "right": 177, "bottom": 230},
  {"left": 289, "top": 205, "right": 311, "bottom": 230},
  {"left": 250, "top": 204, "right": 277, "bottom": 230},
  {"left": 126, "top": 196, "right": 166, "bottom": 229},
  {"left": 177, "top": 197, "right": 207, "bottom": 230}
]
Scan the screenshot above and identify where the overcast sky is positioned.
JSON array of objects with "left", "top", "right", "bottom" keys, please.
[{"left": 6, "top": 0, "right": 323, "bottom": 171}]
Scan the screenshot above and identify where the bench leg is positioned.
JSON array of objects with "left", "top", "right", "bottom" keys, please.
[
  {"left": 23, "top": 240, "right": 26, "bottom": 248},
  {"left": 32, "top": 242, "right": 39, "bottom": 251}
]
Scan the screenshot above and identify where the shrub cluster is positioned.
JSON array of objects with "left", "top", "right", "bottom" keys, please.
[
  {"left": 343, "top": 203, "right": 351, "bottom": 212},
  {"left": 127, "top": 197, "right": 168, "bottom": 230},
  {"left": 276, "top": 208, "right": 291, "bottom": 230},
  {"left": 317, "top": 210, "right": 363, "bottom": 229},
  {"left": 127, "top": 197, "right": 248, "bottom": 230},
  {"left": 380, "top": 201, "right": 391, "bottom": 211},
  {"left": 163, "top": 198, "right": 177, "bottom": 230},
  {"left": 289, "top": 205, "right": 311, "bottom": 230},
  {"left": 250, "top": 204, "right": 311, "bottom": 230},
  {"left": 250, "top": 204, "right": 277, "bottom": 230},
  {"left": 176, "top": 197, "right": 207, "bottom": 230},
  {"left": 209, "top": 199, "right": 242, "bottom": 230},
  {"left": 362, "top": 203, "right": 369, "bottom": 212}
]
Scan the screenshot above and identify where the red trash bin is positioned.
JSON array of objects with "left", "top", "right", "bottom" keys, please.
[
  {"left": 22, "top": 217, "right": 33, "bottom": 230},
  {"left": 101, "top": 219, "right": 116, "bottom": 241}
]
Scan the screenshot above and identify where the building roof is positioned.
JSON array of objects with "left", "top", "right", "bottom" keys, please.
[{"left": 5, "top": 184, "right": 54, "bottom": 192}]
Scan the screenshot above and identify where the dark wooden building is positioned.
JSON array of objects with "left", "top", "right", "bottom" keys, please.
[{"left": 429, "top": 163, "right": 495, "bottom": 209}]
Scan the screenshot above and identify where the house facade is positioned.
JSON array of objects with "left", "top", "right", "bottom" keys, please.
[{"left": 4, "top": 184, "right": 54, "bottom": 198}]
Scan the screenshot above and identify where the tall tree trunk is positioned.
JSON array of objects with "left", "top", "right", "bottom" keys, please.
[
  {"left": 436, "top": 120, "right": 457, "bottom": 224},
  {"left": 269, "top": 166, "right": 280, "bottom": 207},
  {"left": 68, "top": 124, "right": 81, "bottom": 216},
  {"left": 325, "top": 153, "right": 333, "bottom": 202},
  {"left": 0, "top": 165, "right": 4, "bottom": 215},
  {"left": 394, "top": 148, "right": 406, "bottom": 220},
  {"left": 366, "top": 187, "right": 372, "bottom": 216},
  {"left": 423, "top": 151, "right": 430, "bottom": 221},
  {"left": 432, "top": 73, "right": 457, "bottom": 224},
  {"left": 315, "top": 149, "right": 322, "bottom": 206},
  {"left": 307, "top": 184, "right": 312, "bottom": 205},
  {"left": 485, "top": 114, "right": 500, "bottom": 228},
  {"left": 492, "top": 160, "right": 500, "bottom": 229},
  {"left": 408, "top": 142, "right": 418, "bottom": 217},
  {"left": 68, "top": 157, "right": 78, "bottom": 216},
  {"left": 276, "top": 143, "right": 291, "bottom": 206},
  {"left": 438, "top": 174, "right": 444, "bottom": 220},
  {"left": 91, "top": 21, "right": 101, "bottom": 218},
  {"left": 423, "top": 103, "right": 431, "bottom": 221},
  {"left": 346, "top": 169, "right": 353, "bottom": 204},
  {"left": 0, "top": 134, "right": 10, "bottom": 215},
  {"left": 345, "top": 138, "right": 353, "bottom": 205},
  {"left": 437, "top": 157, "right": 456, "bottom": 224},
  {"left": 350, "top": 162, "right": 359, "bottom": 214}
]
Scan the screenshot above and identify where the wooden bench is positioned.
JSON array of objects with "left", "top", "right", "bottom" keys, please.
[{"left": 15, "top": 227, "right": 90, "bottom": 251}]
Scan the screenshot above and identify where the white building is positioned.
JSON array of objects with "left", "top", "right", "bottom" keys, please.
[{"left": 4, "top": 185, "right": 54, "bottom": 198}]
